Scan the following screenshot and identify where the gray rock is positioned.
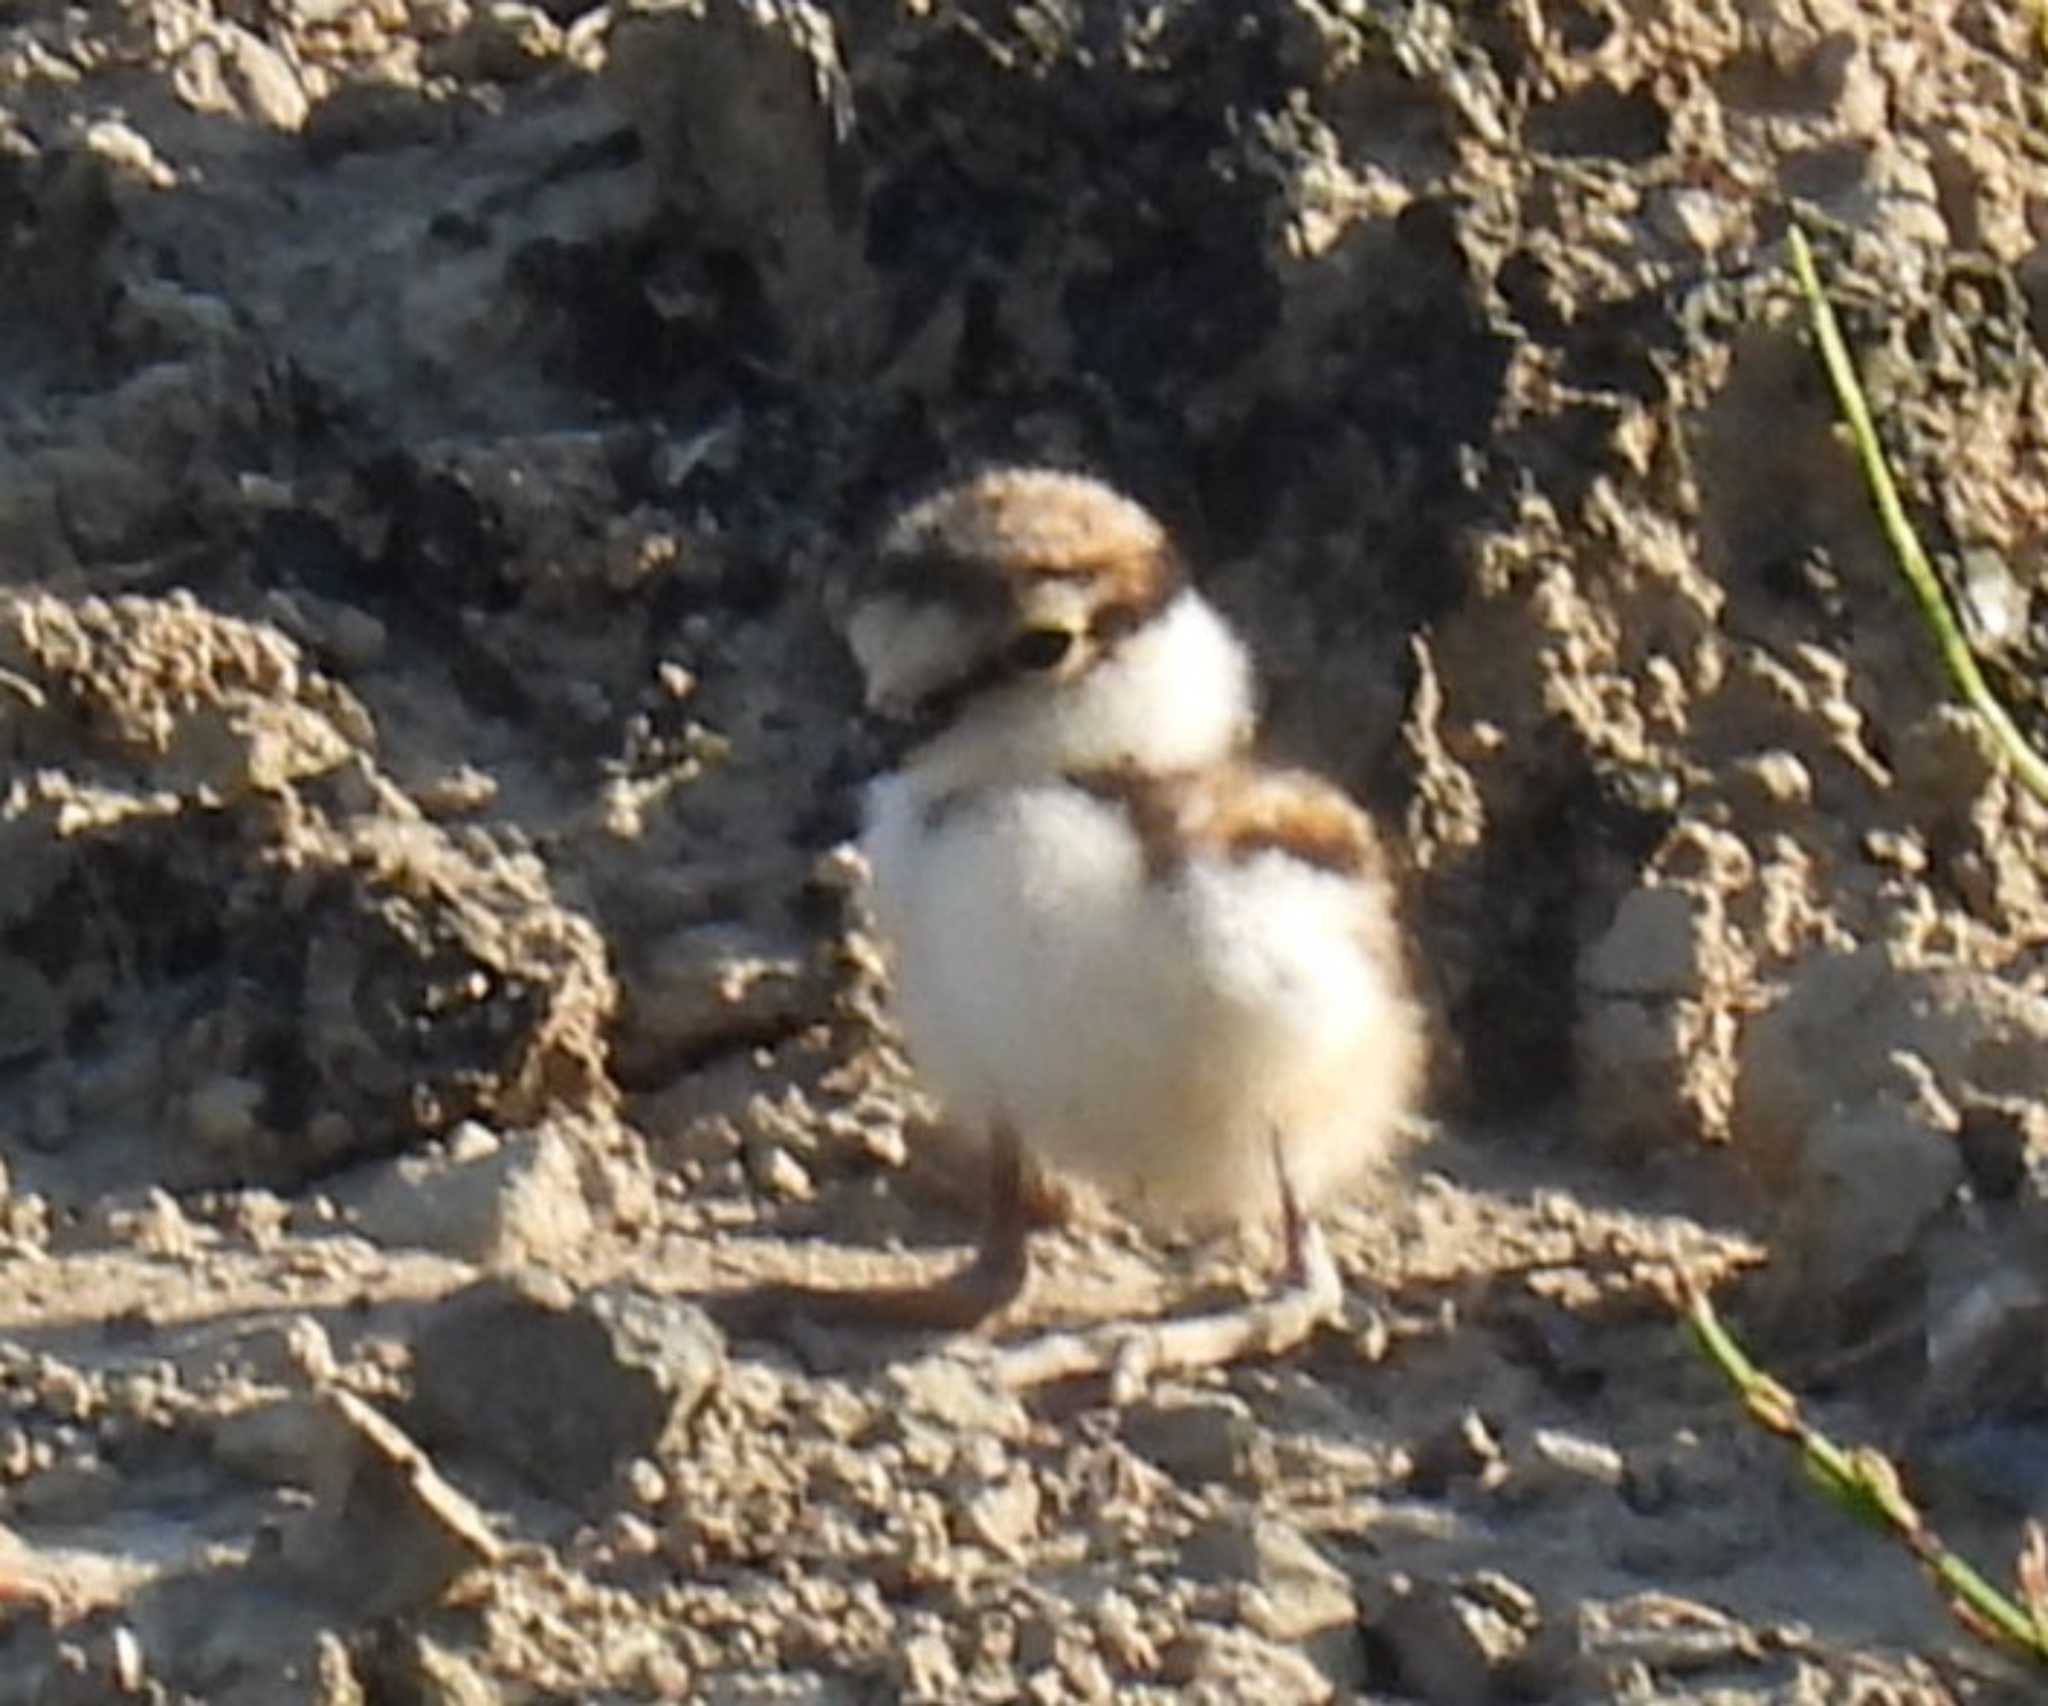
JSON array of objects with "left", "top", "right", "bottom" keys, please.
[
  {"left": 12, "top": 1458, "right": 121, "bottom": 1525},
  {"left": 885, "top": 1356, "right": 1030, "bottom": 1443},
  {"left": 1729, "top": 946, "right": 2047, "bottom": 1308},
  {"left": 1122, "top": 1393, "right": 1274, "bottom": 1488},
  {"left": 1181, "top": 1510, "right": 1356, "bottom": 1644},
  {"left": 1788, "top": 1093, "right": 1964, "bottom": 1307},
  {"left": 1907, "top": 1259, "right": 2048, "bottom": 1513},
  {"left": 129, "top": 1572, "right": 357, "bottom": 1705},
  {"left": 344, "top": 1122, "right": 594, "bottom": 1265},
  {"left": 1358, "top": 1572, "right": 1531, "bottom": 1706},
  {"left": 1575, "top": 880, "right": 1746, "bottom": 1158},
  {"left": 1159, "top": 1622, "right": 1332, "bottom": 1703},
  {"left": 213, "top": 1393, "right": 351, "bottom": 1486},
  {"left": 213, "top": 1391, "right": 502, "bottom": 1621},
  {"left": 359, "top": 1629, "right": 503, "bottom": 1705},
  {"left": 1579, "top": 886, "right": 1712, "bottom": 998},
  {"left": 286, "top": 1393, "right": 503, "bottom": 1619},
  {"left": 409, "top": 1270, "right": 725, "bottom": 1501}
]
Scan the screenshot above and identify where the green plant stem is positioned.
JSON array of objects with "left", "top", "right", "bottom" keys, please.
[
  {"left": 1683, "top": 1285, "right": 2048, "bottom": 1666},
  {"left": 1786, "top": 223, "right": 2048, "bottom": 802}
]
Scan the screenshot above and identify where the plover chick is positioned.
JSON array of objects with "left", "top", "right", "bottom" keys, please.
[{"left": 801, "top": 467, "right": 1425, "bottom": 1384}]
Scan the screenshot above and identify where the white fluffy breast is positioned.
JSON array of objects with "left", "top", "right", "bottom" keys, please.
[
  {"left": 862, "top": 774, "right": 1422, "bottom": 1227},
  {"left": 864, "top": 774, "right": 1150, "bottom": 1141}
]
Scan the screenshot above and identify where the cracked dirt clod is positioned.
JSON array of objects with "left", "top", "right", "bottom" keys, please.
[
  {"left": 1358, "top": 1572, "right": 1545, "bottom": 1706},
  {"left": 208, "top": 1388, "right": 502, "bottom": 1624},
  {"left": 1120, "top": 1392, "right": 1274, "bottom": 1491},
  {"left": 409, "top": 1270, "right": 726, "bottom": 1502},
  {"left": 342, "top": 1120, "right": 597, "bottom": 1264},
  {"left": 1180, "top": 1510, "right": 1356, "bottom": 1646},
  {"left": 1731, "top": 943, "right": 2048, "bottom": 1314},
  {"left": 279, "top": 1390, "right": 505, "bottom": 1621},
  {"left": 0, "top": 590, "right": 619, "bottom": 1196}
]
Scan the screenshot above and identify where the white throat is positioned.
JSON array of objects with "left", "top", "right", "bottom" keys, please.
[{"left": 892, "top": 589, "right": 1255, "bottom": 800}]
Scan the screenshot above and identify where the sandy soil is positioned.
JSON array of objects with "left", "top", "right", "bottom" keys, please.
[{"left": 3, "top": 0, "right": 2048, "bottom": 1699}]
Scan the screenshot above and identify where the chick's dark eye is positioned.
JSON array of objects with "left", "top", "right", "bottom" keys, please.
[{"left": 1007, "top": 627, "right": 1075, "bottom": 672}]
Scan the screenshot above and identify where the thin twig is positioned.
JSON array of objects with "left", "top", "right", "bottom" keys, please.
[
  {"left": 982, "top": 1223, "right": 1344, "bottom": 1398},
  {"left": 1786, "top": 223, "right": 2048, "bottom": 802},
  {"left": 1682, "top": 1284, "right": 2048, "bottom": 1667}
]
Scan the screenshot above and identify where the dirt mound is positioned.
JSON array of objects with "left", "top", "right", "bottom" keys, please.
[{"left": 0, "top": 589, "right": 616, "bottom": 1196}]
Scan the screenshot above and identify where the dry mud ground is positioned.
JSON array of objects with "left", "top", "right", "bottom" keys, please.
[{"left": 7, "top": 0, "right": 2048, "bottom": 1700}]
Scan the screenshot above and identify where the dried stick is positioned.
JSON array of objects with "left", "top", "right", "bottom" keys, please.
[{"left": 984, "top": 1220, "right": 1343, "bottom": 1400}]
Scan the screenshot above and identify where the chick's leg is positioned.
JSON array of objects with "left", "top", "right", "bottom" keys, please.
[
  {"left": 891, "top": 1119, "right": 1031, "bottom": 1328},
  {"left": 757, "top": 1122, "right": 1031, "bottom": 1334},
  {"left": 1275, "top": 1127, "right": 1335, "bottom": 1294},
  {"left": 987, "top": 1129, "right": 1343, "bottom": 1396}
]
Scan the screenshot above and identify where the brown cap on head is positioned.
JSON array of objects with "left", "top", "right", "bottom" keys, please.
[
  {"left": 872, "top": 468, "right": 1184, "bottom": 618},
  {"left": 884, "top": 468, "right": 1165, "bottom": 568},
  {"left": 844, "top": 467, "right": 1196, "bottom": 731}
]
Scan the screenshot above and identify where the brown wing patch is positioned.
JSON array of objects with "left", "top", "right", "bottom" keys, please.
[
  {"left": 1192, "top": 765, "right": 1385, "bottom": 877},
  {"left": 1069, "top": 762, "right": 1384, "bottom": 882},
  {"left": 1066, "top": 765, "right": 1186, "bottom": 880}
]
